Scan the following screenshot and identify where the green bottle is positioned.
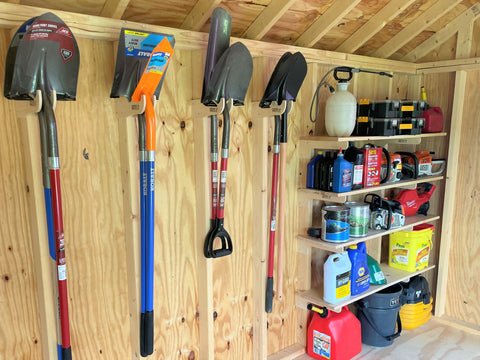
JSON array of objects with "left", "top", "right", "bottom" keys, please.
[{"left": 367, "top": 254, "right": 386, "bottom": 285}]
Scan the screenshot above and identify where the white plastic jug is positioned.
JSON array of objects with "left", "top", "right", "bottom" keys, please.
[
  {"left": 325, "top": 82, "right": 356, "bottom": 137},
  {"left": 324, "top": 252, "right": 352, "bottom": 304}
]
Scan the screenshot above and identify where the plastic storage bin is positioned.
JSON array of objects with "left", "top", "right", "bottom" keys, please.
[{"left": 389, "top": 224, "right": 434, "bottom": 272}]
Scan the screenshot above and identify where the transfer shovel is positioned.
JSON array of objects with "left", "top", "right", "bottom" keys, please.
[
  {"left": 131, "top": 37, "right": 174, "bottom": 357},
  {"left": 203, "top": 42, "right": 253, "bottom": 258},
  {"left": 4, "top": 12, "right": 80, "bottom": 360},
  {"left": 259, "top": 52, "right": 307, "bottom": 312},
  {"left": 201, "top": 7, "right": 231, "bottom": 258}
]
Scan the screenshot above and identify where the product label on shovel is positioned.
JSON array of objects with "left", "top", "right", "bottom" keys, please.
[
  {"left": 124, "top": 30, "right": 173, "bottom": 58},
  {"left": 25, "top": 20, "right": 75, "bottom": 63}
]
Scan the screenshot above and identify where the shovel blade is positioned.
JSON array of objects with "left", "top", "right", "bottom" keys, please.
[
  {"left": 259, "top": 52, "right": 307, "bottom": 108},
  {"left": 203, "top": 42, "right": 253, "bottom": 106},
  {"left": 201, "top": 7, "right": 231, "bottom": 105},
  {"left": 5, "top": 12, "right": 80, "bottom": 101},
  {"left": 110, "top": 28, "right": 175, "bottom": 100},
  {"left": 4, "top": 17, "right": 37, "bottom": 98},
  {"left": 131, "top": 37, "right": 174, "bottom": 102}
]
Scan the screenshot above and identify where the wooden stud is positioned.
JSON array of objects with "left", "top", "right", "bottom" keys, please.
[
  {"left": 336, "top": 0, "right": 417, "bottom": 54},
  {"left": 417, "top": 57, "right": 480, "bottom": 74},
  {"left": 180, "top": 0, "right": 222, "bottom": 31},
  {"left": 192, "top": 49, "right": 215, "bottom": 360},
  {"left": 371, "top": 0, "right": 463, "bottom": 59},
  {"left": 435, "top": 25, "right": 472, "bottom": 316},
  {"left": 402, "top": 3, "right": 480, "bottom": 62},
  {"left": 99, "top": 0, "right": 131, "bottom": 19},
  {"left": 242, "top": 0, "right": 297, "bottom": 40},
  {"left": 294, "top": 0, "right": 362, "bottom": 48},
  {"left": 456, "top": 22, "right": 475, "bottom": 60},
  {"left": 17, "top": 106, "right": 58, "bottom": 360}
]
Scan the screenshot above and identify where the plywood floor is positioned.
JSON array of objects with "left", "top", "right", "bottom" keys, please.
[{"left": 296, "top": 317, "right": 480, "bottom": 360}]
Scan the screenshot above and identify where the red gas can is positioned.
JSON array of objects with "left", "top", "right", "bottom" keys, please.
[
  {"left": 422, "top": 107, "right": 443, "bottom": 133},
  {"left": 307, "top": 306, "right": 361, "bottom": 360}
]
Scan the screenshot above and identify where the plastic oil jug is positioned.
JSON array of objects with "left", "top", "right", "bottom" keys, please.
[
  {"left": 324, "top": 252, "right": 351, "bottom": 304},
  {"left": 367, "top": 254, "right": 386, "bottom": 285},
  {"left": 307, "top": 151, "right": 323, "bottom": 189},
  {"left": 332, "top": 149, "right": 352, "bottom": 193},
  {"left": 347, "top": 242, "right": 370, "bottom": 295},
  {"left": 307, "top": 306, "right": 361, "bottom": 360}
]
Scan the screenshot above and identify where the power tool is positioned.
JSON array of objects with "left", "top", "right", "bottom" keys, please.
[
  {"left": 395, "top": 182, "right": 436, "bottom": 216},
  {"left": 397, "top": 151, "right": 446, "bottom": 179},
  {"left": 364, "top": 194, "right": 405, "bottom": 230},
  {"left": 381, "top": 148, "right": 402, "bottom": 184}
]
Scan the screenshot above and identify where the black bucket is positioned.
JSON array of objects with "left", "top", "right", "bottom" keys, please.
[{"left": 356, "top": 283, "right": 402, "bottom": 347}]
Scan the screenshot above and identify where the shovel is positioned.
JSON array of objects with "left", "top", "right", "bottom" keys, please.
[
  {"left": 110, "top": 29, "right": 174, "bottom": 357},
  {"left": 5, "top": 12, "right": 80, "bottom": 360},
  {"left": 131, "top": 37, "right": 174, "bottom": 357},
  {"left": 5, "top": 16, "right": 65, "bottom": 359},
  {"left": 201, "top": 7, "right": 232, "bottom": 258},
  {"left": 259, "top": 52, "right": 307, "bottom": 312},
  {"left": 203, "top": 42, "right": 253, "bottom": 258}
]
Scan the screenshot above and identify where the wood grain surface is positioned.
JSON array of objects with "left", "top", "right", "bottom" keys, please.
[
  {"left": 0, "top": 29, "right": 42, "bottom": 360},
  {"left": 445, "top": 69, "right": 480, "bottom": 326}
]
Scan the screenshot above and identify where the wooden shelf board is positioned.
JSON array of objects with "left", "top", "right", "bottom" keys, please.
[
  {"left": 296, "top": 264, "right": 436, "bottom": 312},
  {"left": 298, "top": 175, "right": 444, "bottom": 200},
  {"left": 300, "top": 132, "right": 447, "bottom": 143},
  {"left": 267, "top": 343, "right": 306, "bottom": 360},
  {"left": 298, "top": 214, "right": 440, "bottom": 252}
]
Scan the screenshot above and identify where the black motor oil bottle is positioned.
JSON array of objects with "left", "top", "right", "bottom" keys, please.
[{"left": 344, "top": 145, "right": 364, "bottom": 190}]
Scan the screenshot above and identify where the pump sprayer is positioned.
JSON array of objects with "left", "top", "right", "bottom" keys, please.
[{"left": 310, "top": 66, "right": 393, "bottom": 136}]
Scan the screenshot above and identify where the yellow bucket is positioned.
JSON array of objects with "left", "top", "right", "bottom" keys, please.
[{"left": 389, "top": 224, "right": 434, "bottom": 272}]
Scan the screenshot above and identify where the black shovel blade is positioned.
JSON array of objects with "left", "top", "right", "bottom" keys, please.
[
  {"left": 259, "top": 52, "right": 307, "bottom": 108},
  {"left": 111, "top": 28, "right": 175, "bottom": 100},
  {"left": 5, "top": 12, "right": 80, "bottom": 101},
  {"left": 4, "top": 16, "right": 37, "bottom": 98},
  {"left": 201, "top": 7, "right": 231, "bottom": 106},
  {"left": 203, "top": 42, "right": 253, "bottom": 106},
  {"left": 259, "top": 52, "right": 292, "bottom": 108}
]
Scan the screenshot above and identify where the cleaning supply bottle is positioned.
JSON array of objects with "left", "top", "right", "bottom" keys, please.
[
  {"left": 347, "top": 242, "right": 370, "bottom": 295},
  {"left": 332, "top": 148, "right": 352, "bottom": 193},
  {"left": 344, "top": 145, "right": 364, "bottom": 190},
  {"left": 367, "top": 254, "right": 386, "bottom": 285},
  {"left": 307, "top": 151, "right": 323, "bottom": 189},
  {"left": 324, "top": 252, "right": 351, "bottom": 304}
]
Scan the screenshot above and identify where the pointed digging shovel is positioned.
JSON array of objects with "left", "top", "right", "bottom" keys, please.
[
  {"left": 201, "top": 7, "right": 232, "bottom": 258},
  {"left": 203, "top": 42, "right": 253, "bottom": 258},
  {"left": 259, "top": 52, "right": 307, "bottom": 312},
  {"left": 5, "top": 12, "right": 80, "bottom": 360}
]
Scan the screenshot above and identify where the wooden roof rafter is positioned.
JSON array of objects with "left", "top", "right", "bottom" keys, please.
[
  {"left": 370, "top": 0, "right": 464, "bottom": 59},
  {"left": 335, "top": 0, "right": 417, "bottom": 54},
  {"left": 294, "top": 0, "right": 362, "bottom": 48},
  {"left": 402, "top": 2, "right": 480, "bottom": 62},
  {"left": 180, "top": 0, "right": 222, "bottom": 31},
  {"left": 242, "top": 0, "right": 297, "bottom": 40},
  {"left": 100, "top": 0, "right": 131, "bottom": 19}
]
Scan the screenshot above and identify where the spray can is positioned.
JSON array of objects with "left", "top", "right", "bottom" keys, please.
[
  {"left": 324, "top": 252, "right": 351, "bottom": 304},
  {"left": 333, "top": 148, "right": 352, "bottom": 193}
]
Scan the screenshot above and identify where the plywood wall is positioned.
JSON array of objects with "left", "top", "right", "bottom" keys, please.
[
  {"left": 445, "top": 69, "right": 480, "bottom": 326},
  {"left": 0, "top": 30, "right": 43, "bottom": 360},
  {"left": 0, "top": 29, "right": 304, "bottom": 358}
]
